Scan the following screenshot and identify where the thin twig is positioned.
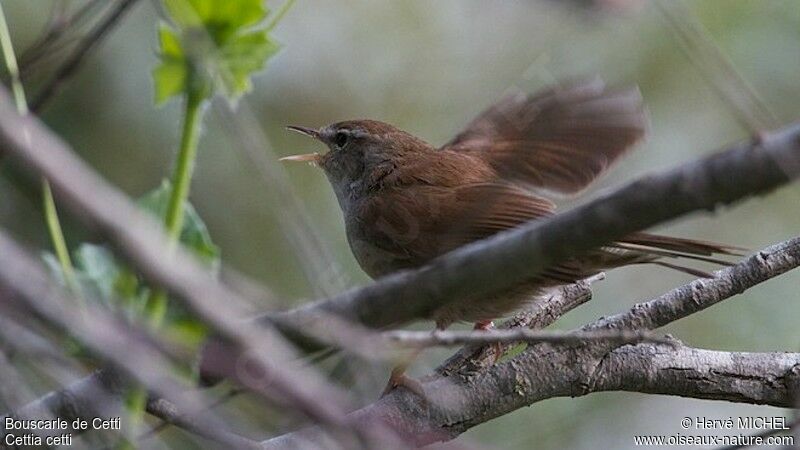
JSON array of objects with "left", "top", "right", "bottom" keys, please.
[
  {"left": 384, "top": 328, "right": 674, "bottom": 348},
  {"left": 139, "top": 388, "right": 243, "bottom": 441},
  {"left": 30, "top": 0, "right": 141, "bottom": 112},
  {"left": 19, "top": 0, "right": 107, "bottom": 73},
  {"left": 654, "top": 0, "right": 779, "bottom": 134}
]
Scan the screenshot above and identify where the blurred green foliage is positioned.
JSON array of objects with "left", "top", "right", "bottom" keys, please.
[{"left": 43, "top": 180, "right": 219, "bottom": 337}]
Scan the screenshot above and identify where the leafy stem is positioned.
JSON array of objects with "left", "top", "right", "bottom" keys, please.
[
  {"left": 0, "top": 3, "right": 79, "bottom": 298},
  {"left": 42, "top": 181, "right": 80, "bottom": 297},
  {"left": 145, "top": 88, "right": 205, "bottom": 328},
  {"left": 166, "top": 88, "right": 205, "bottom": 242},
  {"left": 129, "top": 69, "right": 207, "bottom": 450}
]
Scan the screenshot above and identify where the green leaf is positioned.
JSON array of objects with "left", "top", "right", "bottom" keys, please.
[
  {"left": 217, "top": 31, "right": 280, "bottom": 98},
  {"left": 40, "top": 182, "right": 220, "bottom": 359},
  {"left": 153, "top": 60, "right": 188, "bottom": 104},
  {"left": 138, "top": 180, "right": 220, "bottom": 269},
  {"left": 211, "top": 0, "right": 267, "bottom": 29},
  {"left": 154, "top": 0, "right": 286, "bottom": 104},
  {"left": 72, "top": 244, "right": 121, "bottom": 304},
  {"left": 45, "top": 245, "right": 119, "bottom": 308},
  {"left": 164, "top": 0, "right": 209, "bottom": 28},
  {"left": 165, "top": 0, "right": 267, "bottom": 42},
  {"left": 158, "top": 25, "right": 184, "bottom": 58},
  {"left": 164, "top": 318, "right": 210, "bottom": 348}
]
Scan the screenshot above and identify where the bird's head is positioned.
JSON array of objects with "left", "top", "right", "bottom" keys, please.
[{"left": 282, "top": 119, "right": 432, "bottom": 202}]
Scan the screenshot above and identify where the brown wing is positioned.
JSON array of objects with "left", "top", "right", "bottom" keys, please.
[
  {"left": 349, "top": 184, "right": 735, "bottom": 281},
  {"left": 349, "top": 182, "right": 555, "bottom": 276},
  {"left": 442, "top": 78, "right": 648, "bottom": 195}
]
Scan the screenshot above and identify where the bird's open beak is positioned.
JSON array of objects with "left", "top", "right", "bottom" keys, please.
[
  {"left": 279, "top": 153, "right": 320, "bottom": 163},
  {"left": 286, "top": 125, "right": 320, "bottom": 139},
  {"left": 281, "top": 125, "right": 322, "bottom": 163}
]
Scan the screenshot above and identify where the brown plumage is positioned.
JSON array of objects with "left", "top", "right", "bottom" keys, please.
[{"left": 283, "top": 79, "right": 738, "bottom": 390}]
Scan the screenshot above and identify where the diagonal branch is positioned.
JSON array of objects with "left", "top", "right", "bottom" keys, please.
[{"left": 589, "top": 236, "right": 800, "bottom": 332}]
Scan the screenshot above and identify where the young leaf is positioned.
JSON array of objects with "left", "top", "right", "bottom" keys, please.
[{"left": 138, "top": 180, "right": 220, "bottom": 269}]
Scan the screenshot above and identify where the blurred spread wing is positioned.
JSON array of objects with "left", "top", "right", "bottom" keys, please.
[{"left": 442, "top": 79, "right": 648, "bottom": 195}]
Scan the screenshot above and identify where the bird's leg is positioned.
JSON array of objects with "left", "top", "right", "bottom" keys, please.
[
  {"left": 474, "top": 319, "right": 504, "bottom": 364},
  {"left": 381, "top": 322, "right": 453, "bottom": 399}
]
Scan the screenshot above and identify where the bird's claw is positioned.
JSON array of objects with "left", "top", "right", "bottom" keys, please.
[
  {"left": 381, "top": 373, "right": 427, "bottom": 401},
  {"left": 474, "top": 320, "right": 505, "bottom": 363}
]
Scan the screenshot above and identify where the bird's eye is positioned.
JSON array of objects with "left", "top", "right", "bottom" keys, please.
[{"left": 333, "top": 131, "right": 349, "bottom": 149}]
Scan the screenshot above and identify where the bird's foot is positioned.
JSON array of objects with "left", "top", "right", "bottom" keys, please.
[
  {"left": 381, "top": 372, "right": 426, "bottom": 400},
  {"left": 474, "top": 320, "right": 504, "bottom": 364}
]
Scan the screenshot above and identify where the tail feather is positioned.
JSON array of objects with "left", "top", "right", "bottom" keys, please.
[
  {"left": 622, "top": 232, "right": 745, "bottom": 256},
  {"left": 612, "top": 243, "right": 735, "bottom": 266},
  {"left": 609, "top": 232, "right": 742, "bottom": 278},
  {"left": 651, "top": 261, "right": 715, "bottom": 278}
]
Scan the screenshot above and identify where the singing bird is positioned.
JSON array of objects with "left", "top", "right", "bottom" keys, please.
[{"left": 282, "top": 79, "right": 737, "bottom": 394}]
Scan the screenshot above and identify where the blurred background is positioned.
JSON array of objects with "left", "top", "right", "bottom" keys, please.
[{"left": 1, "top": 1, "right": 799, "bottom": 448}]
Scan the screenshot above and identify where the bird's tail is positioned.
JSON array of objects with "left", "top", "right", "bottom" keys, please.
[{"left": 610, "top": 232, "right": 744, "bottom": 278}]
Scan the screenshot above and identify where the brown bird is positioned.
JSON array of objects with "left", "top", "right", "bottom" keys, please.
[{"left": 282, "top": 79, "right": 738, "bottom": 394}]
